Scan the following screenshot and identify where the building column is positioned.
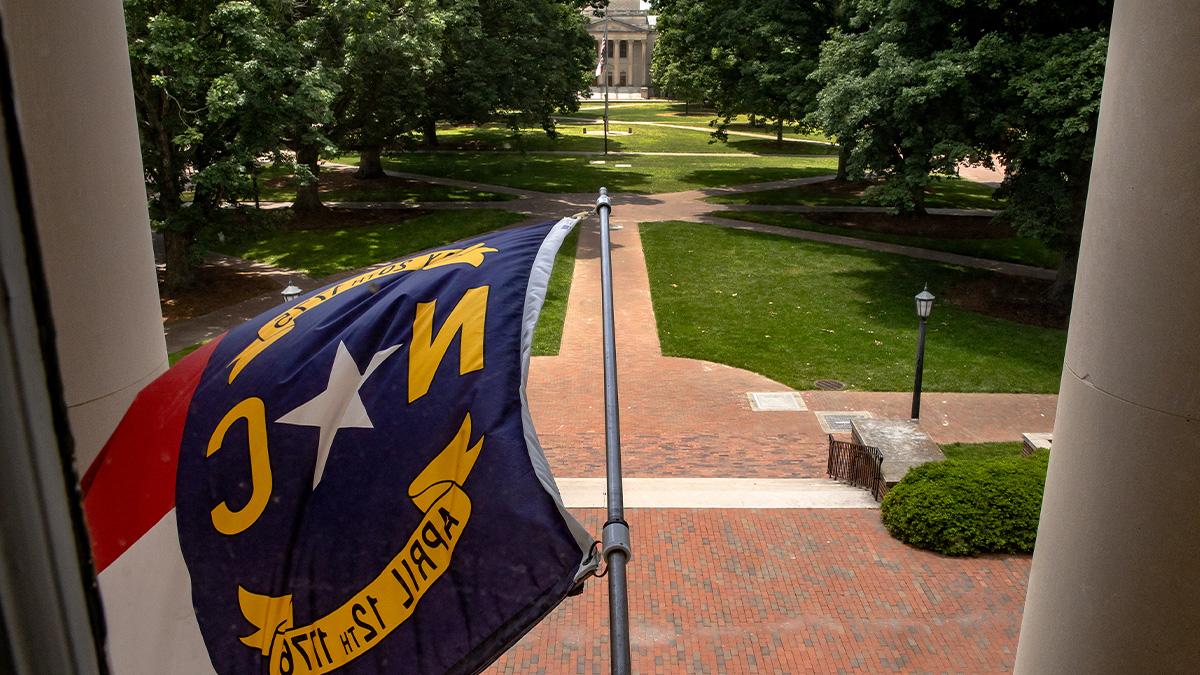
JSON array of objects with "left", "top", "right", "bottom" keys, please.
[
  {"left": 617, "top": 38, "right": 625, "bottom": 87},
  {"left": 0, "top": 0, "right": 167, "bottom": 472},
  {"left": 633, "top": 40, "right": 642, "bottom": 87},
  {"left": 1014, "top": 2, "right": 1200, "bottom": 671}
]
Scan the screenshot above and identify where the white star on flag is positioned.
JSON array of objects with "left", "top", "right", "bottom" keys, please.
[{"left": 276, "top": 341, "right": 401, "bottom": 488}]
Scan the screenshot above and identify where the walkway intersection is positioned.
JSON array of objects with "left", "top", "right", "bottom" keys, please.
[
  {"left": 490, "top": 199, "right": 1048, "bottom": 672},
  {"left": 166, "top": 168, "right": 1053, "bottom": 672}
]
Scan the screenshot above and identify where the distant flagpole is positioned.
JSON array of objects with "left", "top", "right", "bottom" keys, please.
[
  {"left": 595, "top": 187, "right": 631, "bottom": 674},
  {"left": 602, "top": 15, "right": 610, "bottom": 157}
]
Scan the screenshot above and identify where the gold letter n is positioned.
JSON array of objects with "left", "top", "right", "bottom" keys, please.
[{"left": 409, "top": 286, "right": 489, "bottom": 403}]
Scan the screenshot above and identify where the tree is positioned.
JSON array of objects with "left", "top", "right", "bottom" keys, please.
[
  {"left": 321, "top": 0, "right": 445, "bottom": 179},
  {"left": 810, "top": 1, "right": 987, "bottom": 213},
  {"left": 812, "top": 0, "right": 1111, "bottom": 295},
  {"left": 980, "top": 28, "right": 1109, "bottom": 300},
  {"left": 417, "top": 0, "right": 598, "bottom": 147},
  {"left": 127, "top": 0, "right": 335, "bottom": 287},
  {"left": 651, "top": 0, "right": 837, "bottom": 147}
]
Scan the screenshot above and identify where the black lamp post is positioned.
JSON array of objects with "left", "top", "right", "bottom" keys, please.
[{"left": 911, "top": 285, "right": 935, "bottom": 419}]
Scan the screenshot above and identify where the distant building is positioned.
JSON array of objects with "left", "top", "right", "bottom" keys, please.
[{"left": 585, "top": 0, "right": 656, "bottom": 98}]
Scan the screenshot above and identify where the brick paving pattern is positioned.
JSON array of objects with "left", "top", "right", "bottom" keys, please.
[
  {"left": 509, "top": 213, "right": 1045, "bottom": 672},
  {"left": 487, "top": 510, "right": 1029, "bottom": 674},
  {"left": 162, "top": 168, "right": 1049, "bottom": 671}
]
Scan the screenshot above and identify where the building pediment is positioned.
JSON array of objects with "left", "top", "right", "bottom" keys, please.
[{"left": 587, "top": 15, "right": 652, "bottom": 34}]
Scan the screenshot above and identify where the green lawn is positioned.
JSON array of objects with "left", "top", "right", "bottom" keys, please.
[
  {"left": 437, "top": 121, "right": 835, "bottom": 156},
  {"left": 568, "top": 102, "right": 835, "bottom": 143},
  {"left": 717, "top": 210, "right": 1060, "bottom": 269},
  {"left": 214, "top": 209, "right": 525, "bottom": 278},
  {"left": 362, "top": 153, "right": 837, "bottom": 194},
  {"left": 639, "top": 221, "right": 1066, "bottom": 393},
  {"left": 706, "top": 177, "right": 1001, "bottom": 210},
  {"left": 251, "top": 165, "right": 514, "bottom": 203},
  {"left": 168, "top": 341, "right": 208, "bottom": 365},
  {"left": 940, "top": 441, "right": 1026, "bottom": 461},
  {"left": 531, "top": 226, "right": 580, "bottom": 356}
]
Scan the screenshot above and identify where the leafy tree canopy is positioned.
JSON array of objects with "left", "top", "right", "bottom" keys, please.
[
  {"left": 651, "top": 0, "right": 838, "bottom": 143},
  {"left": 810, "top": 0, "right": 1111, "bottom": 296}
]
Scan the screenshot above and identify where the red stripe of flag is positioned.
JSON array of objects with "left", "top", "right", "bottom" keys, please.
[{"left": 81, "top": 335, "right": 224, "bottom": 572}]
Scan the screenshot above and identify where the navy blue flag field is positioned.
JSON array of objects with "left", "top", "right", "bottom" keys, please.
[{"left": 81, "top": 218, "right": 596, "bottom": 674}]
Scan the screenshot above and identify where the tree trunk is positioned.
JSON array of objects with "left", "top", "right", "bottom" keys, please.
[
  {"left": 356, "top": 146, "right": 384, "bottom": 179},
  {"left": 836, "top": 144, "right": 851, "bottom": 182},
  {"left": 293, "top": 143, "right": 324, "bottom": 213},
  {"left": 1049, "top": 246, "right": 1080, "bottom": 305},
  {"left": 422, "top": 117, "right": 438, "bottom": 147},
  {"left": 912, "top": 188, "right": 927, "bottom": 216},
  {"left": 684, "top": 100, "right": 689, "bottom": 116},
  {"left": 776, "top": 120, "right": 784, "bottom": 146},
  {"left": 1048, "top": 183, "right": 1089, "bottom": 306},
  {"left": 163, "top": 228, "right": 197, "bottom": 291}
]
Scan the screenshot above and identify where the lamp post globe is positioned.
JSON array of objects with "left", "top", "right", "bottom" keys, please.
[
  {"left": 281, "top": 282, "right": 302, "bottom": 303},
  {"left": 915, "top": 286, "right": 935, "bottom": 319}
]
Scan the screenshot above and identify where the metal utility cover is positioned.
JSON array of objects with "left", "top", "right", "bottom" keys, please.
[{"left": 814, "top": 411, "right": 873, "bottom": 434}]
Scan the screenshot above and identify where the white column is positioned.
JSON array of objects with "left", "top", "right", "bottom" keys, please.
[
  {"left": 632, "top": 40, "right": 642, "bottom": 87},
  {"left": 0, "top": 0, "right": 167, "bottom": 471},
  {"left": 1015, "top": 2, "right": 1200, "bottom": 672}
]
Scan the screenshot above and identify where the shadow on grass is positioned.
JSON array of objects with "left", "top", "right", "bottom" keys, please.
[
  {"left": 681, "top": 166, "right": 834, "bottom": 189},
  {"left": 641, "top": 221, "right": 1066, "bottom": 393},
  {"left": 725, "top": 138, "right": 839, "bottom": 156}
]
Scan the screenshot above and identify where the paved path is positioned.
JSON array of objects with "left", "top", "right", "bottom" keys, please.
[
  {"left": 163, "top": 167, "right": 1049, "bottom": 670},
  {"left": 479, "top": 208, "right": 1047, "bottom": 671},
  {"left": 486, "top": 508, "right": 1028, "bottom": 674}
]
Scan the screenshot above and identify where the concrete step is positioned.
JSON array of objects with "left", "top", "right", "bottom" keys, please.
[{"left": 554, "top": 477, "right": 879, "bottom": 509}]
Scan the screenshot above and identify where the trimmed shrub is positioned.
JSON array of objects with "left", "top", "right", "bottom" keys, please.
[{"left": 880, "top": 452, "right": 1049, "bottom": 556}]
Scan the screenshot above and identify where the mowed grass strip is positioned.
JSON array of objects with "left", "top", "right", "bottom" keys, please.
[
  {"left": 215, "top": 209, "right": 524, "bottom": 279},
  {"left": 639, "top": 221, "right": 1066, "bottom": 393},
  {"left": 567, "top": 102, "right": 836, "bottom": 143},
  {"left": 370, "top": 153, "right": 837, "bottom": 194},
  {"left": 940, "top": 441, "right": 1027, "bottom": 461},
  {"left": 707, "top": 177, "right": 1001, "bottom": 210},
  {"left": 716, "top": 210, "right": 1060, "bottom": 269},
  {"left": 438, "top": 121, "right": 835, "bottom": 156},
  {"left": 531, "top": 226, "right": 580, "bottom": 356},
  {"left": 253, "top": 165, "right": 514, "bottom": 203}
]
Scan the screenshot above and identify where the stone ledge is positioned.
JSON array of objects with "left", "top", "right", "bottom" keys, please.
[{"left": 851, "top": 418, "right": 945, "bottom": 486}]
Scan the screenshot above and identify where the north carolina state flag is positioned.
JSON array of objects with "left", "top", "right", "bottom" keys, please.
[{"left": 82, "top": 218, "right": 594, "bottom": 674}]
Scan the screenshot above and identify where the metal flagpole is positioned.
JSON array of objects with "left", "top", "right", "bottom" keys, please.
[
  {"left": 602, "top": 16, "right": 610, "bottom": 156},
  {"left": 595, "top": 187, "right": 631, "bottom": 674}
]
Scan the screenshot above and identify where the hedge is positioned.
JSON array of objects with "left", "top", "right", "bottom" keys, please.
[{"left": 880, "top": 452, "right": 1050, "bottom": 556}]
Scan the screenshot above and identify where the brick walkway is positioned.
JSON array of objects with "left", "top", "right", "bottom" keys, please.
[
  {"left": 163, "top": 170, "right": 1047, "bottom": 671},
  {"left": 487, "top": 510, "right": 1029, "bottom": 674},
  {"left": 502, "top": 211, "right": 1047, "bottom": 671}
]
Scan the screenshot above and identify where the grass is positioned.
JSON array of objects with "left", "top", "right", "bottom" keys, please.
[
  {"left": 531, "top": 226, "right": 580, "bottom": 356},
  {"left": 437, "top": 121, "right": 836, "bottom": 155},
  {"left": 361, "top": 153, "right": 837, "bottom": 194},
  {"left": 169, "top": 341, "right": 208, "bottom": 365},
  {"left": 567, "top": 102, "right": 836, "bottom": 143},
  {"left": 639, "top": 221, "right": 1067, "bottom": 393},
  {"left": 706, "top": 177, "right": 1001, "bottom": 210},
  {"left": 251, "top": 164, "right": 514, "bottom": 203},
  {"left": 717, "top": 210, "right": 1060, "bottom": 269},
  {"left": 214, "top": 209, "right": 525, "bottom": 278},
  {"left": 940, "top": 442, "right": 1027, "bottom": 461}
]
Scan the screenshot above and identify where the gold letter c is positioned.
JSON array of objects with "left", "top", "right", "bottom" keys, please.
[{"left": 206, "top": 397, "right": 273, "bottom": 535}]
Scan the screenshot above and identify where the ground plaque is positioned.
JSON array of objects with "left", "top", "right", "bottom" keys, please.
[
  {"left": 851, "top": 419, "right": 945, "bottom": 486},
  {"left": 747, "top": 391, "right": 806, "bottom": 411}
]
